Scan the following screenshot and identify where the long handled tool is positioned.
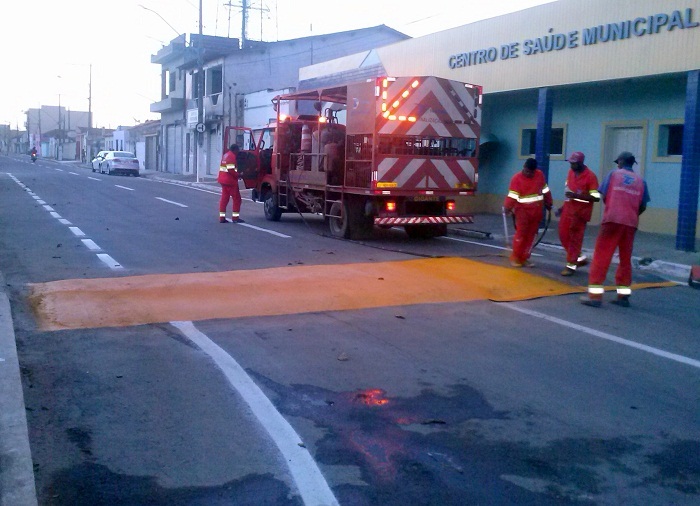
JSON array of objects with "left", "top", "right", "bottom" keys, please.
[{"left": 501, "top": 207, "right": 511, "bottom": 250}]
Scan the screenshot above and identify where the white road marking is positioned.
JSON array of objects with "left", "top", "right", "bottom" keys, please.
[
  {"left": 155, "top": 197, "right": 188, "bottom": 207},
  {"left": 42, "top": 205, "right": 54, "bottom": 211},
  {"left": 32, "top": 196, "right": 41, "bottom": 200},
  {"left": 170, "top": 321, "right": 339, "bottom": 506},
  {"left": 88, "top": 177, "right": 101, "bottom": 181},
  {"left": 58, "top": 219, "right": 72, "bottom": 225},
  {"left": 69, "top": 172, "right": 80, "bottom": 176},
  {"left": 81, "top": 239, "right": 101, "bottom": 251},
  {"left": 69, "top": 227, "right": 85, "bottom": 237},
  {"left": 501, "top": 303, "right": 700, "bottom": 370},
  {"left": 239, "top": 223, "right": 291, "bottom": 238},
  {"left": 96, "top": 253, "right": 123, "bottom": 269},
  {"left": 55, "top": 168, "right": 64, "bottom": 172},
  {"left": 37, "top": 200, "right": 46, "bottom": 204},
  {"left": 115, "top": 185, "right": 135, "bottom": 191},
  {"left": 441, "top": 236, "right": 543, "bottom": 257},
  {"left": 50, "top": 212, "right": 61, "bottom": 218}
]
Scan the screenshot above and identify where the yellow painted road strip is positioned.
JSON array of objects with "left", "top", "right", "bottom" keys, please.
[{"left": 28, "top": 257, "right": 673, "bottom": 331}]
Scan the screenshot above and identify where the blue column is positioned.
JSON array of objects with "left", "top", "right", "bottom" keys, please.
[
  {"left": 535, "top": 87, "right": 553, "bottom": 181},
  {"left": 676, "top": 70, "right": 700, "bottom": 252}
]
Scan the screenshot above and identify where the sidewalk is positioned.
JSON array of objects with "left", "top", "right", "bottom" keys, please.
[{"left": 60, "top": 162, "right": 700, "bottom": 283}]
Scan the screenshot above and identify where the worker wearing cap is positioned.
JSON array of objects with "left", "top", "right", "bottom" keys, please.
[
  {"left": 557, "top": 151, "right": 601, "bottom": 276},
  {"left": 218, "top": 144, "right": 244, "bottom": 223},
  {"left": 504, "top": 158, "right": 553, "bottom": 267},
  {"left": 581, "top": 151, "right": 650, "bottom": 307}
]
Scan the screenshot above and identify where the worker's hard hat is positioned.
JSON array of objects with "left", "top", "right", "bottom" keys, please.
[{"left": 567, "top": 151, "right": 585, "bottom": 163}]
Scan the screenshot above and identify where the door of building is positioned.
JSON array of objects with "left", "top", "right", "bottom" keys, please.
[{"left": 596, "top": 123, "right": 646, "bottom": 223}]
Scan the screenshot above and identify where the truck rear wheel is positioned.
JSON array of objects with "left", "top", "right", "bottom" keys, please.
[
  {"left": 328, "top": 201, "right": 350, "bottom": 238},
  {"left": 264, "top": 191, "right": 282, "bottom": 221}
]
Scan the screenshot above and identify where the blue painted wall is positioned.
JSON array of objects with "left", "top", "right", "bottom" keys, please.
[{"left": 480, "top": 75, "right": 689, "bottom": 210}]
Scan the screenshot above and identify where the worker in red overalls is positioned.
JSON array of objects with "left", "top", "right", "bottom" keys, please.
[
  {"left": 218, "top": 144, "right": 243, "bottom": 223},
  {"left": 581, "top": 151, "right": 650, "bottom": 307},
  {"left": 557, "top": 151, "right": 601, "bottom": 276},
  {"left": 503, "top": 157, "right": 553, "bottom": 267}
]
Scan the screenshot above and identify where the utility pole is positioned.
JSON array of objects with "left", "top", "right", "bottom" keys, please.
[
  {"left": 87, "top": 64, "right": 92, "bottom": 162},
  {"left": 194, "top": 0, "right": 204, "bottom": 182}
]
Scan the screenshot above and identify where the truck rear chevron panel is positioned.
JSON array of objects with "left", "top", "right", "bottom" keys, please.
[
  {"left": 377, "top": 157, "right": 476, "bottom": 190},
  {"left": 377, "top": 77, "right": 481, "bottom": 138}
]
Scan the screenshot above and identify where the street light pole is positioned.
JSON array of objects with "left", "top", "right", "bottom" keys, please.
[{"left": 195, "top": 0, "right": 204, "bottom": 182}]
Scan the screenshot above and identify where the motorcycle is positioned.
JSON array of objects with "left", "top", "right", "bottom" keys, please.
[{"left": 31, "top": 152, "right": 37, "bottom": 163}]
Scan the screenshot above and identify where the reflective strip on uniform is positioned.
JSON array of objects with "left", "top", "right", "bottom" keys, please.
[
  {"left": 226, "top": 164, "right": 236, "bottom": 170},
  {"left": 573, "top": 198, "right": 590, "bottom": 203},
  {"left": 507, "top": 190, "right": 519, "bottom": 200},
  {"left": 219, "top": 212, "right": 226, "bottom": 217},
  {"left": 588, "top": 285, "right": 605, "bottom": 295},
  {"left": 590, "top": 189, "right": 601, "bottom": 198},
  {"left": 232, "top": 212, "right": 239, "bottom": 218},
  {"left": 616, "top": 286, "right": 632, "bottom": 295},
  {"left": 542, "top": 185, "right": 550, "bottom": 194},
  {"left": 219, "top": 166, "right": 228, "bottom": 172},
  {"left": 518, "top": 194, "right": 544, "bottom": 203},
  {"left": 566, "top": 263, "right": 577, "bottom": 270}
]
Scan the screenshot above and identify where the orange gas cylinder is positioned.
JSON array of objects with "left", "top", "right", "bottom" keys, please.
[{"left": 300, "top": 124, "right": 312, "bottom": 152}]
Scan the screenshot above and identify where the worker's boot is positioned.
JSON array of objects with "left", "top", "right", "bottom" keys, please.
[
  {"left": 219, "top": 217, "right": 229, "bottom": 223},
  {"left": 610, "top": 295, "right": 630, "bottom": 308},
  {"left": 580, "top": 295, "right": 602, "bottom": 308}
]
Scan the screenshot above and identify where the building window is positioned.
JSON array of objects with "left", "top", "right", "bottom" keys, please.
[
  {"left": 207, "top": 66, "right": 223, "bottom": 96},
  {"left": 519, "top": 124, "right": 566, "bottom": 160},
  {"left": 654, "top": 121, "right": 683, "bottom": 161},
  {"left": 169, "top": 71, "right": 176, "bottom": 94}
]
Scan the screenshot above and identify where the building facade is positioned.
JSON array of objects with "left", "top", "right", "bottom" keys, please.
[
  {"left": 298, "top": 0, "right": 700, "bottom": 247},
  {"left": 149, "top": 26, "right": 409, "bottom": 179}
]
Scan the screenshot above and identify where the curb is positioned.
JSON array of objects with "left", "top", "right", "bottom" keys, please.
[{"left": 0, "top": 271, "right": 38, "bottom": 506}]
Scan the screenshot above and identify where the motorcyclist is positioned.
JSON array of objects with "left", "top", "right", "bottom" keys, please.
[{"left": 30, "top": 147, "right": 38, "bottom": 161}]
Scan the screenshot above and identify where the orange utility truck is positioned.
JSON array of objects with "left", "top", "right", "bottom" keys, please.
[{"left": 226, "top": 75, "right": 482, "bottom": 239}]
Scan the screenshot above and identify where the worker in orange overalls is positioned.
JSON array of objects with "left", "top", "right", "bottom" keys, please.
[
  {"left": 581, "top": 151, "right": 650, "bottom": 308},
  {"left": 218, "top": 144, "right": 243, "bottom": 223},
  {"left": 557, "top": 151, "right": 601, "bottom": 276},
  {"left": 503, "top": 158, "right": 553, "bottom": 267}
]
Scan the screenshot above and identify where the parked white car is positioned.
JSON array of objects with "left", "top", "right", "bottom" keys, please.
[
  {"left": 91, "top": 151, "right": 109, "bottom": 172},
  {"left": 97, "top": 151, "right": 140, "bottom": 176}
]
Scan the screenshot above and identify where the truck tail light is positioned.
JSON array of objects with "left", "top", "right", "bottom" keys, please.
[
  {"left": 385, "top": 201, "right": 396, "bottom": 212},
  {"left": 446, "top": 200, "right": 456, "bottom": 211}
]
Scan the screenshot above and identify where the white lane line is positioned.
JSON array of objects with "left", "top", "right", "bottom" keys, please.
[
  {"left": 69, "top": 172, "right": 80, "bottom": 176},
  {"left": 96, "top": 253, "right": 123, "bottom": 269},
  {"left": 58, "top": 219, "right": 72, "bottom": 225},
  {"left": 115, "top": 185, "right": 135, "bottom": 191},
  {"left": 50, "top": 212, "right": 61, "bottom": 219},
  {"left": 501, "top": 303, "right": 700, "bottom": 370},
  {"left": 155, "top": 197, "right": 188, "bottom": 208},
  {"left": 32, "top": 196, "right": 41, "bottom": 200},
  {"left": 42, "top": 205, "right": 54, "bottom": 211},
  {"left": 441, "top": 236, "right": 543, "bottom": 257},
  {"left": 239, "top": 223, "right": 291, "bottom": 238},
  {"left": 170, "top": 321, "right": 339, "bottom": 506},
  {"left": 55, "top": 168, "right": 64, "bottom": 172},
  {"left": 69, "top": 227, "right": 85, "bottom": 237},
  {"left": 88, "top": 177, "right": 101, "bottom": 181},
  {"left": 81, "top": 239, "right": 101, "bottom": 251},
  {"left": 37, "top": 200, "right": 46, "bottom": 204}
]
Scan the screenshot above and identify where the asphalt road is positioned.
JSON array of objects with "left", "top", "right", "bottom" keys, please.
[{"left": 1, "top": 155, "right": 699, "bottom": 506}]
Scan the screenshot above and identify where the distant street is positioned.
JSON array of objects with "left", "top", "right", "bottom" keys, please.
[{"left": 1, "top": 155, "right": 699, "bottom": 506}]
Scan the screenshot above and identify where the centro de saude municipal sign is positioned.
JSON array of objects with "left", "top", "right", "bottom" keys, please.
[{"left": 448, "top": 8, "right": 699, "bottom": 68}]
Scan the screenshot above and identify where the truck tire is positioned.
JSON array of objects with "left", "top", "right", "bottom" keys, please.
[
  {"left": 264, "top": 191, "right": 282, "bottom": 221},
  {"left": 328, "top": 201, "right": 350, "bottom": 238}
]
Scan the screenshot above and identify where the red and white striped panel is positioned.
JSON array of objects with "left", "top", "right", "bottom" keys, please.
[
  {"left": 377, "top": 157, "right": 476, "bottom": 190},
  {"left": 374, "top": 216, "right": 474, "bottom": 225},
  {"left": 377, "top": 77, "right": 481, "bottom": 138}
]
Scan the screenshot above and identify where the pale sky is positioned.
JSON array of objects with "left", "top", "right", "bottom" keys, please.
[{"left": 0, "top": 0, "right": 555, "bottom": 129}]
